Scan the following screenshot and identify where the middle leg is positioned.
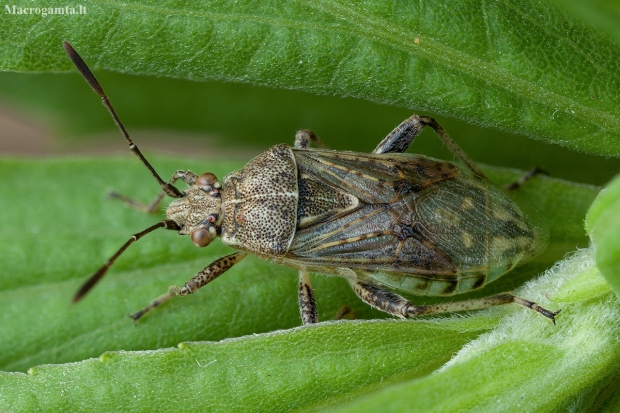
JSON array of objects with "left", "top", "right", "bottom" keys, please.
[
  {"left": 295, "top": 129, "right": 326, "bottom": 149},
  {"left": 298, "top": 270, "right": 318, "bottom": 324}
]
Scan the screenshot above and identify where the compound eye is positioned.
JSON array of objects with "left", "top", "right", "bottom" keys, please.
[
  {"left": 190, "top": 228, "right": 211, "bottom": 248},
  {"left": 196, "top": 172, "right": 218, "bottom": 187}
]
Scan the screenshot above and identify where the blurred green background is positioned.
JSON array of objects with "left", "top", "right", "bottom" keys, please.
[{"left": 1, "top": 69, "right": 619, "bottom": 186}]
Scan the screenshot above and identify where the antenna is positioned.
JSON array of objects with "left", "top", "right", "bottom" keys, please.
[
  {"left": 73, "top": 220, "right": 181, "bottom": 303},
  {"left": 62, "top": 41, "right": 182, "bottom": 198}
]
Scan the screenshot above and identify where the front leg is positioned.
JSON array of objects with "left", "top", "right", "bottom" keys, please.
[
  {"left": 129, "top": 251, "right": 248, "bottom": 322},
  {"left": 110, "top": 170, "right": 199, "bottom": 213}
]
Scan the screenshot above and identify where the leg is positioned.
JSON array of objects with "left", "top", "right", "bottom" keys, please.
[
  {"left": 295, "top": 129, "right": 326, "bottom": 149},
  {"left": 373, "top": 115, "right": 486, "bottom": 179},
  {"left": 504, "top": 167, "right": 547, "bottom": 190},
  {"left": 110, "top": 170, "right": 199, "bottom": 213},
  {"left": 349, "top": 280, "right": 560, "bottom": 324},
  {"left": 333, "top": 305, "right": 355, "bottom": 321},
  {"left": 129, "top": 251, "right": 248, "bottom": 322},
  {"left": 298, "top": 270, "right": 318, "bottom": 324}
]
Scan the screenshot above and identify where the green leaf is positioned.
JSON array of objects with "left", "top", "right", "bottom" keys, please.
[
  {"left": 586, "top": 174, "right": 620, "bottom": 298},
  {"left": 2, "top": 0, "right": 619, "bottom": 410},
  {"left": 0, "top": 319, "right": 492, "bottom": 412},
  {"left": 330, "top": 249, "right": 620, "bottom": 413},
  {"left": 1, "top": 0, "right": 620, "bottom": 156},
  {"left": 595, "top": 376, "right": 620, "bottom": 413},
  {"left": 2, "top": 240, "right": 618, "bottom": 412},
  {"left": 0, "top": 157, "right": 596, "bottom": 374},
  {"left": 0, "top": 154, "right": 602, "bottom": 413}
]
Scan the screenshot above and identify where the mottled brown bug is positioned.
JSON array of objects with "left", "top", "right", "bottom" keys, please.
[{"left": 65, "top": 41, "right": 559, "bottom": 325}]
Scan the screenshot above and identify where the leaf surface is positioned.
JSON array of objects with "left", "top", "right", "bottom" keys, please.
[
  {"left": 0, "top": 157, "right": 596, "bottom": 374},
  {"left": 1, "top": 0, "right": 620, "bottom": 156},
  {"left": 587, "top": 175, "right": 620, "bottom": 298}
]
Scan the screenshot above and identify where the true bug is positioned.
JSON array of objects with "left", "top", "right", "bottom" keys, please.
[{"left": 64, "top": 41, "right": 559, "bottom": 325}]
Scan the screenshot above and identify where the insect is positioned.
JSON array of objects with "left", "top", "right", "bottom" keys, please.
[{"left": 64, "top": 41, "right": 559, "bottom": 325}]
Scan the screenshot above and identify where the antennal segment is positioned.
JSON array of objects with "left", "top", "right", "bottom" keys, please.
[
  {"left": 63, "top": 41, "right": 183, "bottom": 198},
  {"left": 73, "top": 219, "right": 181, "bottom": 303}
]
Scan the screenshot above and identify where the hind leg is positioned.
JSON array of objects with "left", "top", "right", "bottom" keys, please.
[{"left": 348, "top": 280, "right": 559, "bottom": 324}]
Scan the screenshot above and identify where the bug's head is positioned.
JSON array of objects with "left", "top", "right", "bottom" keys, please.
[{"left": 166, "top": 172, "right": 223, "bottom": 248}]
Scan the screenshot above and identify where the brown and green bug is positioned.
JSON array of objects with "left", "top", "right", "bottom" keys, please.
[{"left": 65, "top": 41, "right": 559, "bottom": 325}]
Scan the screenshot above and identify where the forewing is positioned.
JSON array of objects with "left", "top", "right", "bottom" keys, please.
[
  {"left": 288, "top": 149, "right": 548, "bottom": 296},
  {"left": 290, "top": 149, "right": 460, "bottom": 275},
  {"left": 293, "top": 149, "right": 459, "bottom": 204}
]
